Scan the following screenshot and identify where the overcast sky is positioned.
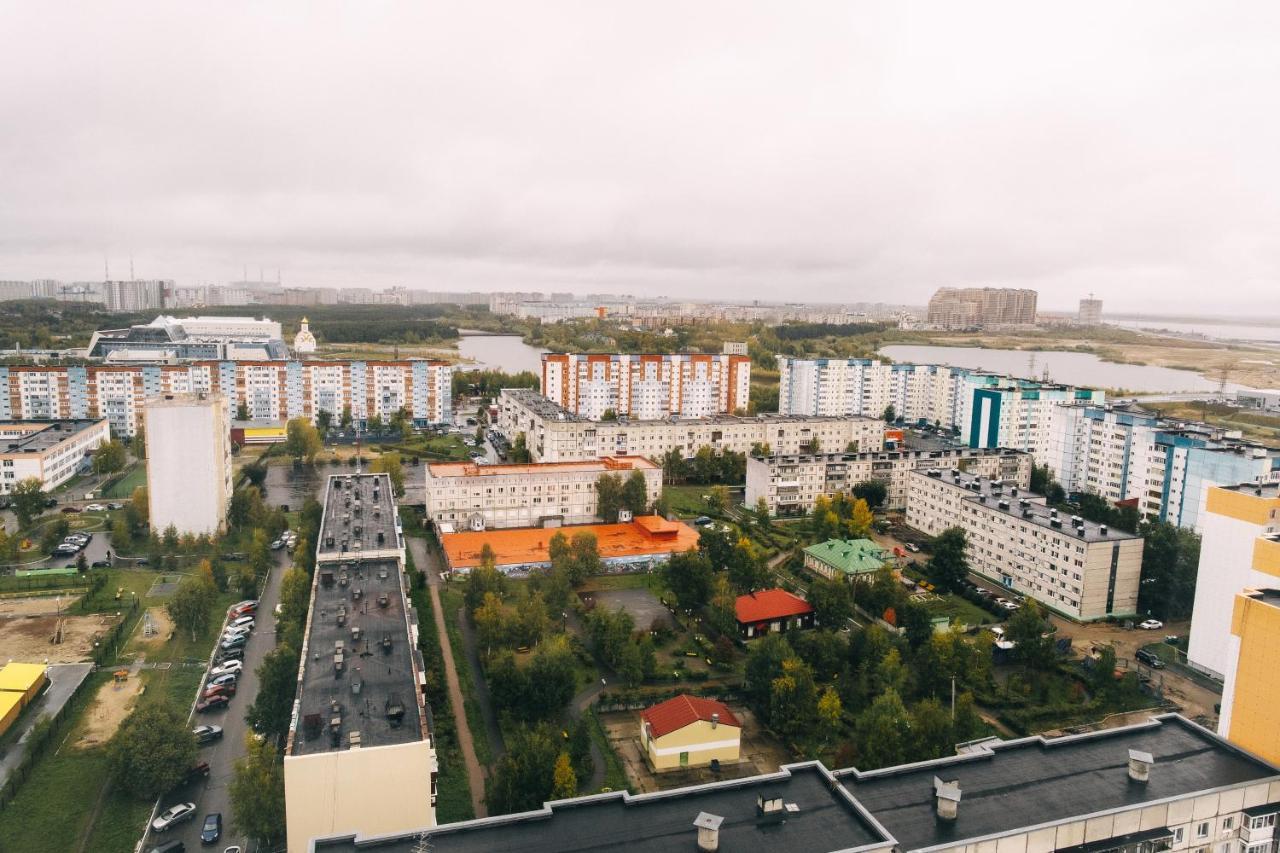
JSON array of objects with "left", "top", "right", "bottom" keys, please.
[{"left": 2, "top": 2, "right": 1278, "bottom": 314}]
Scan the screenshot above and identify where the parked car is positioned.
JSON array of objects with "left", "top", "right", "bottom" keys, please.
[
  {"left": 195, "top": 694, "right": 230, "bottom": 713},
  {"left": 209, "top": 661, "right": 243, "bottom": 677},
  {"left": 904, "top": 543, "right": 921, "bottom": 553},
  {"left": 229, "top": 600, "right": 258, "bottom": 613},
  {"left": 91, "top": 559, "right": 111, "bottom": 568},
  {"left": 60, "top": 505, "right": 82, "bottom": 514},
  {"left": 1137, "top": 619, "right": 1164, "bottom": 630},
  {"left": 151, "top": 802, "right": 197, "bottom": 832},
  {"left": 228, "top": 616, "right": 255, "bottom": 632},
  {"left": 53, "top": 544, "right": 79, "bottom": 557},
  {"left": 692, "top": 515, "right": 713, "bottom": 527},
  {"left": 68, "top": 532, "right": 91, "bottom": 545},
  {"left": 202, "top": 683, "right": 236, "bottom": 700},
  {"left": 192, "top": 725, "right": 223, "bottom": 744},
  {"left": 200, "top": 812, "right": 222, "bottom": 844},
  {"left": 218, "top": 635, "right": 247, "bottom": 652},
  {"left": 184, "top": 761, "right": 211, "bottom": 784},
  {"left": 207, "top": 673, "right": 238, "bottom": 689},
  {"left": 222, "top": 625, "right": 251, "bottom": 640},
  {"left": 215, "top": 646, "right": 244, "bottom": 662},
  {"left": 269, "top": 539, "right": 285, "bottom": 550},
  {"left": 107, "top": 502, "right": 125, "bottom": 510},
  {"left": 85, "top": 503, "right": 107, "bottom": 511},
  {"left": 146, "top": 839, "right": 186, "bottom": 853},
  {"left": 1136, "top": 648, "right": 1166, "bottom": 669}
]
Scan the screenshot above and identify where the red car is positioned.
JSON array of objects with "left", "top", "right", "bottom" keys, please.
[
  {"left": 202, "top": 684, "right": 236, "bottom": 700},
  {"left": 196, "top": 694, "right": 230, "bottom": 713}
]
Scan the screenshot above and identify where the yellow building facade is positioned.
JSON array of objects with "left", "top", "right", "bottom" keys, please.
[
  {"left": 1222, "top": 588, "right": 1280, "bottom": 766},
  {"left": 640, "top": 695, "right": 742, "bottom": 771}
]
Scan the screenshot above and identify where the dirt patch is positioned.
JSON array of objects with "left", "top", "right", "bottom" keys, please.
[
  {"left": 0, "top": 594, "right": 84, "bottom": 617},
  {"left": 0, "top": 610, "right": 121, "bottom": 663},
  {"left": 580, "top": 588, "right": 675, "bottom": 632},
  {"left": 76, "top": 673, "right": 144, "bottom": 748},
  {"left": 131, "top": 607, "right": 174, "bottom": 649}
]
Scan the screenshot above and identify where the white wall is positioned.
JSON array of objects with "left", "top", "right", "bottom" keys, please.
[{"left": 145, "top": 397, "right": 230, "bottom": 535}]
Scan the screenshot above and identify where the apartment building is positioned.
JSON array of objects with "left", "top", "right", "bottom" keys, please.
[
  {"left": 906, "top": 469, "right": 1142, "bottom": 620},
  {"left": 0, "top": 360, "right": 451, "bottom": 437},
  {"left": 1050, "top": 404, "right": 1280, "bottom": 531},
  {"left": 1078, "top": 297, "right": 1104, "bottom": 326},
  {"left": 1187, "top": 483, "right": 1280, "bottom": 680},
  {"left": 746, "top": 446, "right": 1031, "bottom": 516},
  {"left": 541, "top": 353, "right": 751, "bottom": 420},
  {"left": 958, "top": 378, "right": 1103, "bottom": 460},
  {"left": 312, "top": 714, "right": 1280, "bottom": 853},
  {"left": 0, "top": 419, "right": 111, "bottom": 494},
  {"left": 1219, "top": 587, "right": 1280, "bottom": 767},
  {"left": 425, "top": 456, "right": 662, "bottom": 530},
  {"left": 284, "top": 474, "right": 435, "bottom": 853},
  {"left": 144, "top": 394, "right": 231, "bottom": 536},
  {"left": 926, "top": 286, "right": 1038, "bottom": 328},
  {"left": 497, "top": 388, "right": 884, "bottom": 463}
]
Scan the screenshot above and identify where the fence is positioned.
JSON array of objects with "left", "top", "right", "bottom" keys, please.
[{"left": 0, "top": 670, "right": 98, "bottom": 812}]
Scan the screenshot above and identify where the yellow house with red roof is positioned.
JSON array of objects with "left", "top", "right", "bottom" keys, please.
[{"left": 639, "top": 694, "right": 741, "bottom": 771}]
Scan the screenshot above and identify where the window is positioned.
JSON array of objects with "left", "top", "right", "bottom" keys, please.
[
  {"left": 1249, "top": 814, "right": 1277, "bottom": 831},
  {"left": 1174, "top": 828, "right": 1185, "bottom": 844},
  {"left": 1198, "top": 823, "right": 1211, "bottom": 840},
  {"left": 1224, "top": 817, "right": 1235, "bottom": 831}
]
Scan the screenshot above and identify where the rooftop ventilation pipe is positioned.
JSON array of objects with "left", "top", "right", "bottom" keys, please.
[
  {"left": 694, "top": 812, "right": 724, "bottom": 852},
  {"left": 1128, "top": 749, "right": 1153, "bottom": 783},
  {"left": 934, "top": 776, "right": 962, "bottom": 821}
]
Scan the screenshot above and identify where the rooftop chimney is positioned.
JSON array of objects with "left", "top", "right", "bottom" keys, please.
[
  {"left": 934, "top": 776, "right": 962, "bottom": 821},
  {"left": 1128, "top": 749, "right": 1153, "bottom": 783},
  {"left": 711, "top": 712, "right": 719, "bottom": 729},
  {"left": 694, "top": 812, "right": 724, "bottom": 852}
]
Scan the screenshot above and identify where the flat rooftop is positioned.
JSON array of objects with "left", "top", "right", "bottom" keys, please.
[
  {"left": 840, "top": 715, "right": 1278, "bottom": 852},
  {"left": 502, "top": 388, "right": 880, "bottom": 427},
  {"left": 317, "top": 473, "right": 401, "bottom": 559},
  {"left": 288, "top": 555, "right": 424, "bottom": 757},
  {"left": 1218, "top": 481, "right": 1280, "bottom": 499},
  {"left": 440, "top": 516, "right": 699, "bottom": 570},
  {"left": 0, "top": 419, "right": 105, "bottom": 454},
  {"left": 915, "top": 468, "right": 1138, "bottom": 543},
  {"left": 763, "top": 446, "right": 1024, "bottom": 466},
  {"left": 427, "top": 456, "right": 657, "bottom": 478},
  {"left": 310, "top": 715, "right": 1280, "bottom": 853}
]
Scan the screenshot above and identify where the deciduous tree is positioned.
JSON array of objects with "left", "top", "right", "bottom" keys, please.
[
  {"left": 229, "top": 734, "right": 285, "bottom": 844},
  {"left": 108, "top": 702, "right": 197, "bottom": 799},
  {"left": 10, "top": 477, "right": 46, "bottom": 529}
]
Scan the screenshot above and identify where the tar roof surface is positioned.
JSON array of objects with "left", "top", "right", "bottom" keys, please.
[
  {"left": 839, "top": 715, "right": 1278, "bottom": 852},
  {"left": 0, "top": 419, "right": 103, "bottom": 453},
  {"left": 314, "top": 762, "right": 890, "bottom": 853},
  {"left": 317, "top": 474, "right": 400, "bottom": 558},
  {"left": 290, "top": 556, "right": 424, "bottom": 756}
]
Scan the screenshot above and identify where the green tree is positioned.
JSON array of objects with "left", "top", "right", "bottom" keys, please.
[
  {"left": 807, "top": 577, "right": 853, "bottom": 629},
  {"left": 595, "top": 473, "right": 624, "bottom": 523},
  {"left": 552, "top": 751, "right": 578, "bottom": 799},
  {"left": 744, "top": 633, "right": 795, "bottom": 705},
  {"left": 1006, "top": 601, "right": 1057, "bottom": 672},
  {"left": 854, "top": 687, "right": 912, "bottom": 769},
  {"left": 926, "top": 527, "right": 969, "bottom": 592},
  {"left": 911, "top": 697, "right": 956, "bottom": 760},
  {"left": 621, "top": 470, "right": 649, "bottom": 516},
  {"left": 464, "top": 560, "right": 508, "bottom": 614},
  {"left": 817, "top": 685, "right": 843, "bottom": 744},
  {"left": 486, "top": 723, "right": 561, "bottom": 815},
  {"left": 315, "top": 408, "right": 333, "bottom": 433},
  {"left": 769, "top": 658, "right": 818, "bottom": 740},
  {"left": 92, "top": 438, "right": 127, "bottom": 475},
  {"left": 128, "top": 485, "right": 149, "bottom": 526},
  {"left": 1137, "top": 520, "right": 1201, "bottom": 620},
  {"left": 107, "top": 702, "right": 197, "bottom": 799},
  {"left": 10, "top": 477, "right": 46, "bottom": 529},
  {"left": 245, "top": 644, "right": 301, "bottom": 740},
  {"left": 372, "top": 451, "right": 406, "bottom": 497},
  {"left": 340, "top": 405, "right": 353, "bottom": 429},
  {"left": 661, "top": 550, "right": 714, "bottom": 610},
  {"left": 882, "top": 404, "right": 896, "bottom": 423},
  {"left": 851, "top": 480, "right": 888, "bottom": 509},
  {"left": 229, "top": 733, "right": 286, "bottom": 844},
  {"left": 167, "top": 568, "right": 215, "bottom": 641},
  {"left": 509, "top": 431, "right": 532, "bottom": 463},
  {"left": 131, "top": 422, "right": 146, "bottom": 459},
  {"left": 285, "top": 416, "right": 322, "bottom": 462},
  {"left": 41, "top": 517, "right": 71, "bottom": 554},
  {"left": 236, "top": 401, "right": 250, "bottom": 420},
  {"left": 474, "top": 591, "right": 511, "bottom": 654},
  {"left": 568, "top": 531, "right": 601, "bottom": 583}
]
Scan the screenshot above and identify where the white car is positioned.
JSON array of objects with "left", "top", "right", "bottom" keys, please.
[
  {"left": 152, "top": 801, "right": 197, "bottom": 832},
  {"left": 85, "top": 503, "right": 106, "bottom": 511},
  {"left": 228, "top": 616, "right": 256, "bottom": 632},
  {"left": 210, "top": 660, "right": 244, "bottom": 677},
  {"left": 1138, "top": 619, "right": 1164, "bottom": 630},
  {"left": 270, "top": 539, "right": 285, "bottom": 550}
]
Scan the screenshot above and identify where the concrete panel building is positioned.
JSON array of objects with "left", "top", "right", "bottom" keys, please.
[
  {"left": 1078, "top": 297, "right": 1104, "bottom": 326},
  {"left": 425, "top": 456, "right": 661, "bottom": 530},
  {"left": 640, "top": 695, "right": 741, "bottom": 771},
  {"left": 1219, "top": 587, "right": 1280, "bottom": 766},
  {"left": 746, "top": 446, "right": 1031, "bottom": 516},
  {"left": 1187, "top": 483, "right": 1280, "bottom": 680},
  {"left": 144, "top": 393, "right": 232, "bottom": 536},
  {"left": 0, "top": 418, "right": 110, "bottom": 494},
  {"left": 284, "top": 473, "right": 435, "bottom": 853},
  {"left": 906, "top": 469, "right": 1143, "bottom": 620},
  {"left": 541, "top": 353, "right": 751, "bottom": 420},
  {"left": 497, "top": 388, "right": 884, "bottom": 464}
]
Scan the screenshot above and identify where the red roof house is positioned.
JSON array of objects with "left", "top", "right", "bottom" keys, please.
[
  {"left": 641, "top": 694, "right": 741, "bottom": 739},
  {"left": 734, "top": 588, "right": 817, "bottom": 639}
]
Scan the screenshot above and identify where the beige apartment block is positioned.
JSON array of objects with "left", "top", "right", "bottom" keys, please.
[
  {"left": 144, "top": 393, "right": 231, "bottom": 536},
  {"left": 905, "top": 468, "right": 1143, "bottom": 620}
]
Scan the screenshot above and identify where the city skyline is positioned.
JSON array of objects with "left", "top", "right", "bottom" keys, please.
[{"left": 2, "top": 3, "right": 1279, "bottom": 314}]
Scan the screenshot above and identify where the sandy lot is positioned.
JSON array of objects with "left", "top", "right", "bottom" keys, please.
[
  {"left": 0, "top": 594, "right": 84, "bottom": 618},
  {"left": 0, "top": 605, "right": 121, "bottom": 664},
  {"left": 132, "top": 606, "right": 175, "bottom": 649},
  {"left": 77, "top": 672, "right": 144, "bottom": 748}
]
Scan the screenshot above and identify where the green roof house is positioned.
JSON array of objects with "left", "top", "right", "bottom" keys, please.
[{"left": 802, "top": 538, "right": 888, "bottom": 583}]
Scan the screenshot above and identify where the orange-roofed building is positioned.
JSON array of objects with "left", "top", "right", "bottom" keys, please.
[
  {"left": 640, "top": 694, "right": 741, "bottom": 771},
  {"left": 734, "top": 588, "right": 816, "bottom": 639},
  {"left": 439, "top": 516, "right": 699, "bottom": 576}
]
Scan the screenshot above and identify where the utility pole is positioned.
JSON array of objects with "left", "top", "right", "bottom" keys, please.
[{"left": 950, "top": 675, "right": 956, "bottom": 720}]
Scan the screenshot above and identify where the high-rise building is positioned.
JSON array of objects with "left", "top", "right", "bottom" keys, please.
[
  {"left": 1078, "top": 297, "right": 1103, "bottom": 326},
  {"left": 926, "top": 287, "right": 1038, "bottom": 329},
  {"left": 144, "top": 393, "right": 231, "bottom": 535},
  {"left": 1187, "top": 483, "right": 1280, "bottom": 680},
  {"left": 541, "top": 353, "right": 751, "bottom": 420},
  {"left": 102, "top": 279, "right": 170, "bottom": 312},
  {"left": 1219, "top": 586, "right": 1280, "bottom": 765}
]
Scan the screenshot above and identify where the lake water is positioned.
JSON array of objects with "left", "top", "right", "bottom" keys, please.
[
  {"left": 877, "top": 344, "right": 1239, "bottom": 393},
  {"left": 456, "top": 333, "right": 547, "bottom": 375},
  {"left": 1109, "top": 318, "right": 1280, "bottom": 344}
]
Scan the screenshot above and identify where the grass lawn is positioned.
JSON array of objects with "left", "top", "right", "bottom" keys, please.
[
  {"left": 103, "top": 465, "right": 147, "bottom": 498},
  {"left": 663, "top": 485, "right": 720, "bottom": 518},
  {"left": 924, "top": 593, "right": 996, "bottom": 627},
  {"left": 586, "top": 708, "right": 630, "bottom": 794}
]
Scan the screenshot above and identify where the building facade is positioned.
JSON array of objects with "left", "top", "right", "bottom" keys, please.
[
  {"left": 1219, "top": 587, "right": 1280, "bottom": 766},
  {"left": 640, "top": 695, "right": 741, "bottom": 771},
  {"left": 1049, "top": 404, "right": 1280, "bottom": 531},
  {"left": 0, "top": 359, "right": 451, "bottom": 437},
  {"left": 541, "top": 353, "right": 751, "bottom": 420},
  {"left": 906, "top": 469, "right": 1143, "bottom": 620},
  {"left": 746, "top": 446, "right": 1032, "bottom": 516},
  {"left": 424, "top": 456, "right": 662, "bottom": 530},
  {"left": 0, "top": 419, "right": 111, "bottom": 494},
  {"left": 926, "top": 286, "right": 1038, "bottom": 329},
  {"left": 802, "top": 538, "right": 888, "bottom": 583},
  {"left": 144, "top": 394, "right": 231, "bottom": 536},
  {"left": 87, "top": 314, "right": 287, "bottom": 361},
  {"left": 1187, "top": 484, "right": 1280, "bottom": 680},
  {"left": 1078, "top": 297, "right": 1104, "bottom": 326},
  {"left": 497, "top": 388, "right": 884, "bottom": 464}
]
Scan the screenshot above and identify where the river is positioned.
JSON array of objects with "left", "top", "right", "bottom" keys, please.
[
  {"left": 455, "top": 332, "right": 547, "bottom": 375},
  {"left": 877, "top": 344, "right": 1241, "bottom": 394},
  {"left": 1109, "top": 318, "right": 1280, "bottom": 345}
]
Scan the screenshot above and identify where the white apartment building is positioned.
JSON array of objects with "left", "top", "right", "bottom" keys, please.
[
  {"left": 746, "top": 447, "right": 1031, "bottom": 516},
  {"left": 425, "top": 456, "right": 662, "bottom": 530},
  {"left": 144, "top": 393, "right": 232, "bottom": 536},
  {"left": 1049, "top": 404, "right": 1280, "bottom": 531},
  {"left": 0, "top": 419, "right": 111, "bottom": 494},
  {"left": 906, "top": 469, "right": 1143, "bottom": 620},
  {"left": 542, "top": 353, "right": 751, "bottom": 420},
  {"left": 1187, "top": 483, "right": 1280, "bottom": 681},
  {"left": 497, "top": 389, "right": 885, "bottom": 464}
]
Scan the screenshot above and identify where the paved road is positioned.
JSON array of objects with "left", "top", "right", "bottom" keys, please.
[{"left": 142, "top": 548, "right": 290, "bottom": 852}]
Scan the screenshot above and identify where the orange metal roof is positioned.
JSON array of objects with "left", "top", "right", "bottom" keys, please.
[
  {"left": 427, "top": 456, "right": 657, "bottom": 478},
  {"left": 441, "top": 516, "right": 699, "bottom": 568},
  {"left": 734, "top": 588, "right": 814, "bottom": 624},
  {"left": 641, "top": 694, "right": 740, "bottom": 739}
]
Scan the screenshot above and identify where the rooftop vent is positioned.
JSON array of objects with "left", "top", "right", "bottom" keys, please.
[
  {"left": 1128, "top": 749, "right": 1153, "bottom": 783},
  {"left": 934, "top": 776, "right": 962, "bottom": 821},
  {"left": 998, "top": 500, "right": 1010, "bottom": 510},
  {"left": 694, "top": 812, "right": 724, "bottom": 852},
  {"left": 710, "top": 712, "right": 719, "bottom": 729},
  {"left": 757, "top": 793, "right": 785, "bottom": 824},
  {"left": 1099, "top": 525, "right": 1108, "bottom": 535}
]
